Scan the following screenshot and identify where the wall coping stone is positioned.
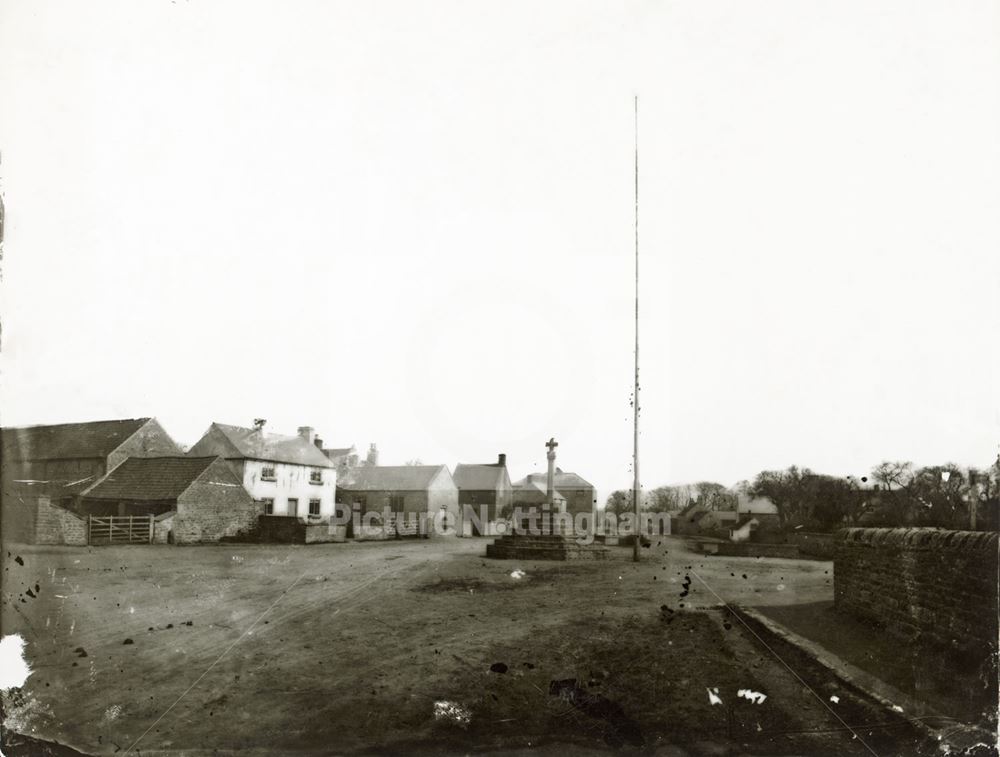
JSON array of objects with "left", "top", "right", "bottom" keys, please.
[{"left": 837, "top": 527, "right": 998, "bottom": 551}]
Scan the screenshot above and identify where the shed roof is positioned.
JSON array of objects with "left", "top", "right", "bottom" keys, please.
[
  {"left": 453, "top": 463, "right": 506, "bottom": 490},
  {"left": 208, "top": 423, "right": 333, "bottom": 467},
  {"left": 1, "top": 418, "right": 150, "bottom": 462},
  {"left": 82, "top": 457, "right": 222, "bottom": 501},
  {"left": 339, "top": 465, "right": 449, "bottom": 491}
]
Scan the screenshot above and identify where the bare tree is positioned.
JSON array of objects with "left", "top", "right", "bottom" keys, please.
[{"left": 870, "top": 461, "right": 914, "bottom": 492}]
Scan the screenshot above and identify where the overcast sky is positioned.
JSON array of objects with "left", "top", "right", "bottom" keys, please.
[{"left": 1, "top": 0, "right": 998, "bottom": 499}]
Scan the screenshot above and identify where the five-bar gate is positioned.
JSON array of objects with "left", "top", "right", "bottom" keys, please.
[{"left": 88, "top": 515, "right": 154, "bottom": 545}]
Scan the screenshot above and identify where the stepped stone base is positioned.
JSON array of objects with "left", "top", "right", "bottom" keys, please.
[{"left": 485, "top": 533, "right": 610, "bottom": 561}]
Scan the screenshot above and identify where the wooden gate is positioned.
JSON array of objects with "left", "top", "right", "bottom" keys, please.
[{"left": 88, "top": 515, "right": 154, "bottom": 545}]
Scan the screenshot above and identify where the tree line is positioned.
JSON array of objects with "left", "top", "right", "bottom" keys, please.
[{"left": 605, "top": 457, "right": 1000, "bottom": 532}]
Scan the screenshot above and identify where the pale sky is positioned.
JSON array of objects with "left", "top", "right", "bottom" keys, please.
[{"left": 1, "top": 0, "right": 998, "bottom": 501}]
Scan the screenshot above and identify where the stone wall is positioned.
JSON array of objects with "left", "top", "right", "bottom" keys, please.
[
  {"left": 1, "top": 495, "right": 87, "bottom": 545},
  {"left": 834, "top": 528, "right": 998, "bottom": 663},
  {"left": 776, "top": 531, "right": 836, "bottom": 558},
  {"left": 172, "top": 458, "right": 260, "bottom": 544},
  {"left": 35, "top": 498, "right": 88, "bottom": 545}
]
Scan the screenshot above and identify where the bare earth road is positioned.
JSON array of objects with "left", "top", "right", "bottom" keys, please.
[{"left": 1, "top": 535, "right": 929, "bottom": 755}]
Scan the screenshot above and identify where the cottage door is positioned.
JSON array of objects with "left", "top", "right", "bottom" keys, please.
[{"left": 287, "top": 498, "right": 298, "bottom": 517}]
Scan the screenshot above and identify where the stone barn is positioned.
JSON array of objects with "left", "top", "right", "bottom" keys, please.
[
  {"left": 78, "top": 456, "right": 259, "bottom": 544},
  {"left": 1, "top": 417, "right": 183, "bottom": 503}
]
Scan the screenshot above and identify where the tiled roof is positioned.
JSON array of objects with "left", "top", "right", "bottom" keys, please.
[
  {"left": 209, "top": 424, "right": 333, "bottom": 468},
  {"left": 1, "top": 419, "right": 150, "bottom": 461},
  {"left": 82, "top": 457, "right": 222, "bottom": 501},
  {"left": 453, "top": 463, "right": 505, "bottom": 490},
  {"left": 339, "top": 465, "right": 449, "bottom": 491}
]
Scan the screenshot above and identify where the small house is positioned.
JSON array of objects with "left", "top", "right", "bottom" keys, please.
[
  {"left": 336, "top": 465, "right": 458, "bottom": 517},
  {"left": 512, "top": 468, "right": 597, "bottom": 517},
  {"left": 453, "top": 454, "right": 512, "bottom": 533},
  {"left": 188, "top": 421, "right": 336, "bottom": 521}
]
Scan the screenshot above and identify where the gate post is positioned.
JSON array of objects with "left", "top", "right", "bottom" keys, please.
[{"left": 148, "top": 515, "right": 154, "bottom": 544}]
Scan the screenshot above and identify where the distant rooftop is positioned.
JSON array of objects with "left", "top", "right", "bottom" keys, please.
[{"left": 339, "top": 465, "right": 449, "bottom": 491}]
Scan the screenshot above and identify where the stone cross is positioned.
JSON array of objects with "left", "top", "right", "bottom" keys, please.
[{"left": 545, "top": 437, "right": 558, "bottom": 506}]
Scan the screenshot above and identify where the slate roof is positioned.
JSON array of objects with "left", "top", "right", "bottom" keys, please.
[
  {"left": 206, "top": 423, "right": 334, "bottom": 468},
  {"left": 82, "top": 457, "right": 222, "bottom": 501},
  {"left": 453, "top": 463, "right": 506, "bottom": 490},
  {"left": 1, "top": 419, "right": 150, "bottom": 462},
  {"left": 551, "top": 468, "right": 594, "bottom": 488},
  {"left": 511, "top": 477, "right": 567, "bottom": 502},
  {"left": 514, "top": 470, "right": 594, "bottom": 489},
  {"left": 339, "top": 465, "right": 449, "bottom": 491}
]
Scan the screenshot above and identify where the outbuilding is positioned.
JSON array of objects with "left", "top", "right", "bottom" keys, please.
[{"left": 78, "top": 456, "right": 259, "bottom": 544}]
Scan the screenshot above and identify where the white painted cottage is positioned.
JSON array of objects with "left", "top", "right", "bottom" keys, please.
[{"left": 188, "top": 421, "right": 336, "bottom": 520}]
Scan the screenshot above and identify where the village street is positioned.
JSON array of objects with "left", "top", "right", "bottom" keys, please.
[{"left": 2, "top": 536, "right": 929, "bottom": 755}]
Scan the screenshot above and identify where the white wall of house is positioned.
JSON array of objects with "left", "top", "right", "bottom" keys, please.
[
  {"left": 730, "top": 518, "right": 759, "bottom": 543},
  {"left": 239, "top": 459, "right": 336, "bottom": 519}
]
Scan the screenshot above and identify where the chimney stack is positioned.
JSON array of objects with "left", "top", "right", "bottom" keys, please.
[
  {"left": 498, "top": 453, "right": 507, "bottom": 467},
  {"left": 366, "top": 443, "right": 379, "bottom": 466},
  {"left": 314, "top": 436, "right": 323, "bottom": 449},
  {"left": 253, "top": 418, "right": 267, "bottom": 431},
  {"left": 297, "top": 426, "right": 315, "bottom": 444}
]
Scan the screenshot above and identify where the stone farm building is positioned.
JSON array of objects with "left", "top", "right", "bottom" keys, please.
[
  {"left": 336, "top": 465, "right": 458, "bottom": 519},
  {"left": 453, "top": 454, "right": 513, "bottom": 530},
  {"left": 188, "top": 422, "right": 335, "bottom": 521},
  {"left": 512, "top": 468, "right": 597, "bottom": 517},
  {"left": 1, "top": 418, "right": 182, "bottom": 503},
  {"left": 77, "top": 456, "right": 258, "bottom": 544}
]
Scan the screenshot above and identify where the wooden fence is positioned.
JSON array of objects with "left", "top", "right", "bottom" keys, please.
[{"left": 88, "top": 515, "right": 154, "bottom": 545}]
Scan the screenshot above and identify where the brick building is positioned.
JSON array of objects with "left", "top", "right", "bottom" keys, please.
[
  {"left": 512, "top": 468, "right": 597, "bottom": 517},
  {"left": 454, "top": 454, "right": 512, "bottom": 515},
  {"left": 78, "top": 456, "right": 258, "bottom": 543},
  {"left": 336, "top": 465, "right": 458, "bottom": 517}
]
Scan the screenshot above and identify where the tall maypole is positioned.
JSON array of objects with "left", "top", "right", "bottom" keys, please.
[{"left": 632, "top": 95, "right": 641, "bottom": 563}]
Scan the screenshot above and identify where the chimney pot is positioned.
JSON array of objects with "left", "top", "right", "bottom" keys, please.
[
  {"left": 253, "top": 418, "right": 266, "bottom": 431},
  {"left": 314, "top": 436, "right": 323, "bottom": 449},
  {"left": 498, "top": 453, "right": 507, "bottom": 467}
]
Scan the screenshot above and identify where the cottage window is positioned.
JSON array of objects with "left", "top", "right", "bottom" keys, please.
[
  {"left": 260, "top": 498, "right": 274, "bottom": 515},
  {"left": 261, "top": 465, "right": 276, "bottom": 481},
  {"left": 309, "top": 469, "right": 323, "bottom": 485},
  {"left": 390, "top": 494, "right": 405, "bottom": 511},
  {"left": 309, "top": 499, "right": 321, "bottom": 516}
]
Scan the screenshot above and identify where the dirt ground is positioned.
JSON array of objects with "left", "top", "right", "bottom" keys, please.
[{"left": 1, "top": 535, "right": 934, "bottom": 755}]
